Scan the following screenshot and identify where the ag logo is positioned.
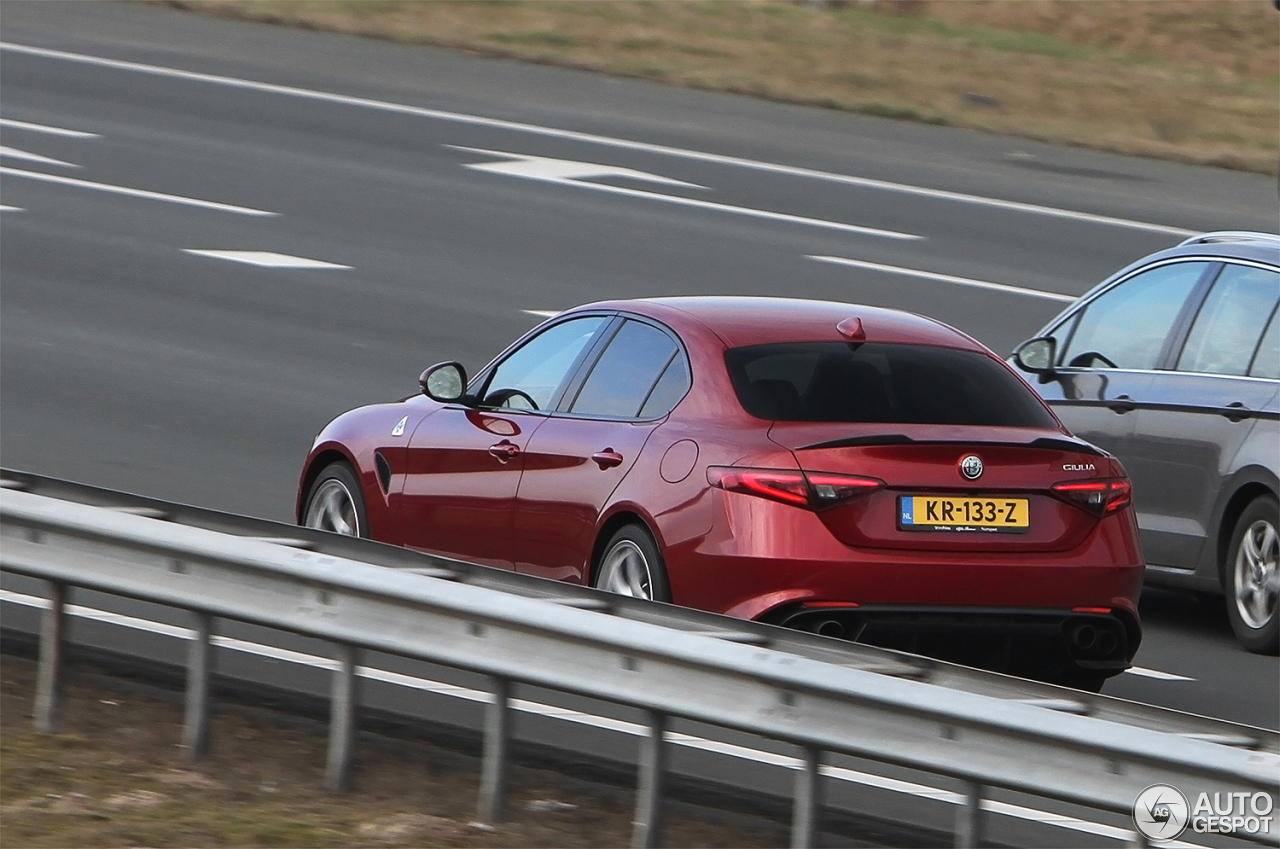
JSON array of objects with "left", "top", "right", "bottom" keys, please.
[
  {"left": 1133, "top": 784, "right": 1189, "bottom": 842},
  {"left": 959, "top": 454, "right": 984, "bottom": 480}
]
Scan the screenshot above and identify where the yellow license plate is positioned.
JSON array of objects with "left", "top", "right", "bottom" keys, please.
[{"left": 898, "top": 496, "right": 1030, "bottom": 533}]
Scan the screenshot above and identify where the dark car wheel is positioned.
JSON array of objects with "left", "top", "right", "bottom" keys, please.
[
  {"left": 303, "top": 463, "right": 368, "bottom": 539},
  {"left": 594, "top": 524, "right": 672, "bottom": 603},
  {"left": 1225, "top": 495, "right": 1279, "bottom": 655}
]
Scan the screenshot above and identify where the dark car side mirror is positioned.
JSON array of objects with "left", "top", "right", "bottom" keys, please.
[
  {"left": 420, "top": 361, "right": 469, "bottom": 403},
  {"left": 1013, "top": 337, "right": 1057, "bottom": 379}
]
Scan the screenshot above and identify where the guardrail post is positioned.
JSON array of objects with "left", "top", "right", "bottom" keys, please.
[
  {"left": 34, "top": 580, "right": 67, "bottom": 734},
  {"left": 477, "top": 675, "right": 511, "bottom": 823},
  {"left": 182, "top": 611, "right": 214, "bottom": 760},
  {"left": 632, "top": 710, "right": 667, "bottom": 849},
  {"left": 325, "top": 643, "right": 360, "bottom": 792},
  {"left": 954, "top": 781, "right": 985, "bottom": 848},
  {"left": 791, "top": 746, "right": 822, "bottom": 848}
]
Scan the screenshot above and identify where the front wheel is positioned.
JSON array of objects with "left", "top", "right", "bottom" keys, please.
[
  {"left": 1225, "top": 495, "right": 1279, "bottom": 654},
  {"left": 303, "top": 463, "right": 368, "bottom": 538},
  {"left": 593, "top": 525, "right": 672, "bottom": 603}
]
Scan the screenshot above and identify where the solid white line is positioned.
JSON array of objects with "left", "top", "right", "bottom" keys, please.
[
  {"left": 184, "top": 249, "right": 350, "bottom": 269},
  {"left": 0, "top": 589, "right": 1206, "bottom": 846},
  {"left": 1125, "top": 666, "right": 1195, "bottom": 682},
  {"left": 522, "top": 310, "right": 561, "bottom": 318},
  {"left": 0, "top": 146, "right": 77, "bottom": 168},
  {"left": 458, "top": 146, "right": 919, "bottom": 239},
  {"left": 0, "top": 41, "right": 1198, "bottom": 238},
  {"left": 0, "top": 117, "right": 100, "bottom": 138},
  {"left": 809, "top": 255, "right": 1077, "bottom": 303},
  {"left": 0, "top": 167, "right": 276, "bottom": 216}
]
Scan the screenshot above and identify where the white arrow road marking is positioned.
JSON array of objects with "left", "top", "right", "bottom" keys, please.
[
  {"left": 523, "top": 309, "right": 561, "bottom": 319},
  {"left": 0, "top": 42, "right": 1198, "bottom": 238},
  {"left": 453, "top": 146, "right": 921, "bottom": 241},
  {"left": 0, "top": 117, "right": 100, "bottom": 138},
  {"left": 1124, "top": 666, "right": 1195, "bottom": 682},
  {"left": 184, "top": 250, "right": 350, "bottom": 269},
  {"left": 0, "top": 146, "right": 77, "bottom": 167},
  {"left": 810, "top": 255, "right": 1076, "bottom": 303},
  {"left": 454, "top": 147, "right": 705, "bottom": 188},
  {"left": 0, "top": 588, "right": 1211, "bottom": 849},
  {"left": 0, "top": 167, "right": 276, "bottom": 216}
]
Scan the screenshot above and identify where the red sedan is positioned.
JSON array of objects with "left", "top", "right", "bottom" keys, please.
[{"left": 297, "top": 297, "right": 1143, "bottom": 689}]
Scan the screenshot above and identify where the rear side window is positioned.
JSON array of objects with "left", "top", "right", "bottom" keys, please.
[
  {"left": 570, "top": 320, "right": 682, "bottom": 418},
  {"left": 1251, "top": 311, "right": 1280, "bottom": 380},
  {"left": 1177, "top": 264, "right": 1280, "bottom": 377},
  {"left": 726, "top": 342, "right": 1058, "bottom": 427}
]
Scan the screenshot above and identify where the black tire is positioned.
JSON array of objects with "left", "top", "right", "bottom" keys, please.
[
  {"left": 302, "top": 463, "right": 369, "bottom": 539},
  {"left": 593, "top": 524, "right": 672, "bottom": 603},
  {"left": 1224, "top": 495, "right": 1279, "bottom": 654}
]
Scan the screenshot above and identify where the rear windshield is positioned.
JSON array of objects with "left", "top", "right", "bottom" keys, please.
[{"left": 725, "top": 342, "right": 1057, "bottom": 427}]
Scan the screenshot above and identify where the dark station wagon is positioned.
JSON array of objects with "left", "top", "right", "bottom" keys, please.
[{"left": 1013, "top": 231, "right": 1280, "bottom": 653}]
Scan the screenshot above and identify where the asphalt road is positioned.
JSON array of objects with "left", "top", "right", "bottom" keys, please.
[{"left": 1, "top": 0, "right": 1277, "bottom": 734}]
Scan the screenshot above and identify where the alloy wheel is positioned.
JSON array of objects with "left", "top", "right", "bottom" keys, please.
[
  {"left": 1234, "top": 517, "right": 1279, "bottom": 630},
  {"left": 597, "top": 539, "right": 654, "bottom": 599},
  {"left": 305, "top": 478, "right": 361, "bottom": 537}
]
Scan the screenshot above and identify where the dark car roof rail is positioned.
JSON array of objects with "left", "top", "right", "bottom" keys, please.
[{"left": 1177, "top": 231, "right": 1280, "bottom": 247}]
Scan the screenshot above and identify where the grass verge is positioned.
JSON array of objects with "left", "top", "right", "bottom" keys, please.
[{"left": 160, "top": 0, "right": 1279, "bottom": 174}]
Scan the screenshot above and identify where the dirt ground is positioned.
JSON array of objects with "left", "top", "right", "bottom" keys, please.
[
  {"left": 162, "top": 0, "right": 1279, "bottom": 174},
  {"left": 1, "top": 653, "right": 806, "bottom": 848}
]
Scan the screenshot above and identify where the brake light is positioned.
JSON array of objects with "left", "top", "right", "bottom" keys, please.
[
  {"left": 707, "top": 466, "right": 883, "bottom": 509},
  {"left": 1051, "top": 477, "right": 1132, "bottom": 515}
]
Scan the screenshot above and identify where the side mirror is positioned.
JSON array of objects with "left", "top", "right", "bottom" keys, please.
[
  {"left": 419, "top": 362, "right": 468, "bottom": 403},
  {"left": 1013, "top": 337, "right": 1057, "bottom": 377}
]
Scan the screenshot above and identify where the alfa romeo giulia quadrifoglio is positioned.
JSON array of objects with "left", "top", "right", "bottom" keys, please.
[{"left": 298, "top": 297, "right": 1144, "bottom": 689}]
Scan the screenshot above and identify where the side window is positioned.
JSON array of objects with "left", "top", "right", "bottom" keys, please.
[
  {"left": 1060, "top": 262, "right": 1209, "bottom": 370},
  {"left": 1177, "top": 265, "right": 1280, "bottom": 377},
  {"left": 570, "top": 320, "right": 680, "bottom": 418},
  {"left": 1250, "top": 309, "right": 1280, "bottom": 380},
  {"left": 639, "top": 352, "right": 692, "bottom": 419},
  {"left": 484, "top": 317, "right": 606, "bottom": 410}
]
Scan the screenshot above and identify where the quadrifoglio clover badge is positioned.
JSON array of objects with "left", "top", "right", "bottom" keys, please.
[{"left": 1133, "top": 784, "right": 1190, "bottom": 842}]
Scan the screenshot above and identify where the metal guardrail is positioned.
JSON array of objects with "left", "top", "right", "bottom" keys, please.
[
  {"left": 2, "top": 481, "right": 1278, "bottom": 848},
  {"left": 4, "top": 468, "right": 1276, "bottom": 753}
]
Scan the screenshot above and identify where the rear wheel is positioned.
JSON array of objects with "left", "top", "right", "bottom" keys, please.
[
  {"left": 303, "top": 463, "right": 368, "bottom": 538},
  {"left": 1225, "top": 495, "right": 1279, "bottom": 654},
  {"left": 593, "top": 524, "right": 671, "bottom": 603}
]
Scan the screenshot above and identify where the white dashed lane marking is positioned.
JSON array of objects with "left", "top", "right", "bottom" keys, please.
[
  {"left": 809, "top": 255, "right": 1076, "bottom": 303},
  {"left": 0, "top": 146, "right": 77, "bottom": 167},
  {"left": 1, "top": 167, "right": 276, "bottom": 216},
  {"left": 1124, "top": 666, "right": 1195, "bottom": 682},
  {"left": 184, "top": 250, "right": 350, "bottom": 269},
  {"left": 0, "top": 117, "right": 100, "bottom": 138},
  {"left": 522, "top": 310, "right": 561, "bottom": 319}
]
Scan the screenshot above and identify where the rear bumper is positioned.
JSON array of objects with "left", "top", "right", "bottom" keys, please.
[{"left": 765, "top": 604, "right": 1139, "bottom": 682}]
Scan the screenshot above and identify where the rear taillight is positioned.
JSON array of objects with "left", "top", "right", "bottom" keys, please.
[
  {"left": 707, "top": 466, "right": 883, "bottom": 509},
  {"left": 1051, "top": 477, "right": 1132, "bottom": 516}
]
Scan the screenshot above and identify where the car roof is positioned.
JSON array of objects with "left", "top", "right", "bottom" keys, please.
[
  {"left": 573, "top": 296, "right": 983, "bottom": 350},
  {"left": 1158, "top": 231, "right": 1280, "bottom": 267}
]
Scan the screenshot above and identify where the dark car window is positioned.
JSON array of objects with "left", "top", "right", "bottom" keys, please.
[
  {"left": 1177, "top": 264, "right": 1280, "bottom": 377},
  {"left": 484, "top": 316, "right": 607, "bottom": 410},
  {"left": 1250, "top": 309, "right": 1280, "bottom": 380},
  {"left": 1059, "top": 262, "right": 1209, "bottom": 370},
  {"left": 570, "top": 320, "right": 680, "bottom": 418},
  {"left": 726, "top": 342, "right": 1058, "bottom": 427}
]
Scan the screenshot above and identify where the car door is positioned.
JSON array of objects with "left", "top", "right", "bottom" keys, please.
[
  {"left": 514, "top": 317, "right": 690, "bottom": 583},
  {"left": 1039, "top": 260, "right": 1216, "bottom": 473},
  {"left": 1125, "top": 262, "right": 1280, "bottom": 570},
  {"left": 396, "top": 315, "right": 609, "bottom": 568}
]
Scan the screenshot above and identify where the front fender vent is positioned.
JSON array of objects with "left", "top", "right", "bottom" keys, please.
[{"left": 374, "top": 452, "right": 392, "bottom": 495}]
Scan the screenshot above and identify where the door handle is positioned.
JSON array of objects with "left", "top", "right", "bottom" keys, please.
[
  {"left": 1221, "top": 401, "right": 1250, "bottom": 422},
  {"left": 488, "top": 440, "right": 521, "bottom": 462},
  {"left": 591, "top": 449, "right": 624, "bottom": 470},
  {"left": 1107, "top": 394, "right": 1135, "bottom": 414}
]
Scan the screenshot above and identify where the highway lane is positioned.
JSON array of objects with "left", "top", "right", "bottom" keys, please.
[{"left": 1, "top": 1, "right": 1277, "bottom": 733}]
